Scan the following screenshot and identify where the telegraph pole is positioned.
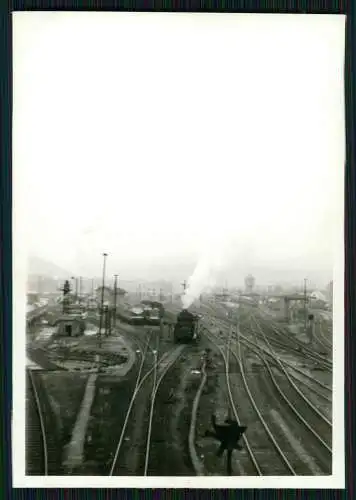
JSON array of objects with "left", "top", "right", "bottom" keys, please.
[
  {"left": 104, "top": 305, "right": 110, "bottom": 337},
  {"left": 98, "top": 253, "right": 108, "bottom": 349},
  {"left": 113, "top": 274, "right": 118, "bottom": 329},
  {"left": 72, "top": 277, "right": 78, "bottom": 302},
  {"left": 182, "top": 280, "right": 187, "bottom": 292},
  {"left": 79, "top": 276, "right": 82, "bottom": 304},
  {"left": 304, "top": 278, "right": 307, "bottom": 332},
  {"left": 227, "top": 324, "right": 233, "bottom": 421},
  {"left": 71, "top": 276, "right": 76, "bottom": 302}
]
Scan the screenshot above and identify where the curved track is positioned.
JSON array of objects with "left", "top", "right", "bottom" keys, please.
[
  {"left": 198, "top": 307, "right": 332, "bottom": 475},
  {"left": 143, "top": 346, "right": 185, "bottom": 475},
  {"left": 250, "top": 316, "right": 332, "bottom": 451},
  {"left": 109, "top": 341, "right": 185, "bottom": 475},
  {"left": 201, "top": 326, "right": 262, "bottom": 475},
  {"left": 203, "top": 326, "right": 298, "bottom": 475},
  {"left": 26, "top": 369, "right": 48, "bottom": 475}
]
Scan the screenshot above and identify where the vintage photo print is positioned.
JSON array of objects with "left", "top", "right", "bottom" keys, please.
[{"left": 12, "top": 12, "right": 345, "bottom": 488}]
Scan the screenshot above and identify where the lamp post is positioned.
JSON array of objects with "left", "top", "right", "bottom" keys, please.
[{"left": 98, "top": 253, "right": 108, "bottom": 349}]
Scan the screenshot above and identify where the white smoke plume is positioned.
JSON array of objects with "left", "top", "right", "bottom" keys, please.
[
  {"left": 180, "top": 225, "right": 232, "bottom": 310},
  {"left": 179, "top": 177, "right": 257, "bottom": 310}
]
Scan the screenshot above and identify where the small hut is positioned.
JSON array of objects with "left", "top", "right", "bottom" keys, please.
[{"left": 54, "top": 313, "right": 86, "bottom": 337}]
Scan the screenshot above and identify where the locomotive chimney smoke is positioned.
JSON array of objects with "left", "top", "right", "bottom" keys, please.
[
  {"left": 181, "top": 244, "right": 225, "bottom": 310},
  {"left": 180, "top": 217, "right": 248, "bottom": 310},
  {"left": 181, "top": 257, "right": 212, "bottom": 309}
]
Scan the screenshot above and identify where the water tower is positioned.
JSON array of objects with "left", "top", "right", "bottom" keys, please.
[{"left": 244, "top": 274, "right": 255, "bottom": 294}]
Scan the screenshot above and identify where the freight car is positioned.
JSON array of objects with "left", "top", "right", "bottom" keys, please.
[{"left": 174, "top": 309, "right": 199, "bottom": 344}]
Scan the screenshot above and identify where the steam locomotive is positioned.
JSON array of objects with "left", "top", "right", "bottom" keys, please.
[{"left": 174, "top": 309, "right": 200, "bottom": 344}]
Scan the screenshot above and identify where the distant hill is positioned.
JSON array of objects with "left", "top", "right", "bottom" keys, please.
[{"left": 28, "top": 255, "right": 72, "bottom": 279}]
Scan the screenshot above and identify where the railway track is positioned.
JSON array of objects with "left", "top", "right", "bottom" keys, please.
[
  {"left": 204, "top": 311, "right": 332, "bottom": 391},
  {"left": 228, "top": 327, "right": 300, "bottom": 475},
  {"left": 200, "top": 314, "right": 332, "bottom": 475},
  {"left": 258, "top": 316, "right": 333, "bottom": 369},
  {"left": 238, "top": 333, "right": 332, "bottom": 399},
  {"left": 26, "top": 368, "right": 63, "bottom": 475},
  {"left": 142, "top": 344, "right": 186, "bottom": 475},
  {"left": 201, "top": 326, "right": 262, "bottom": 475},
  {"left": 203, "top": 305, "right": 332, "bottom": 380},
  {"left": 203, "top": 327, "right": 307, "bottom": 475},
  {"left": 109, "top": 340, "right": 185, "bottom": 475},
  {"left": 316, "top": 321, "right": 332, "bottom": 350},
  {"left": 210, "top": 315, "right": 331, "bottom": 392},
  {"left": 26, "top": 370, "right": 48, "bottom": 475},
  {"left": 249, "top": 317, "right": 332, "bottom": 468},
  {"left": 207, "top": 302, "right": 332, "bottom": 370}
]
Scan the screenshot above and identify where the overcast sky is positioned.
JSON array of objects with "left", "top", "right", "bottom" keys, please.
[{"left": 13, "top": 13, "right": 345, "bottom": 286}]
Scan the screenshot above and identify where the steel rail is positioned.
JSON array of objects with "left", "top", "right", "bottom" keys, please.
[
  {"left": 203, "top": 327, "right": 262, "bottom": 476},
  {"left": 203, "top": 327, "right": 298, "bottom": 475},
  {"left": 27, "top": 369, "right": 48, "bottom": 475},
  {"left": 251, "top": 316, "right": 332, "bottom": 428},
  {"left": 204, "top": 318, "right": 332, "bottom": 457},
  {"left": 109, "top": 342, "right": 184, "bottom": 475},
  {"left": 233, "top": 327, "right": 297, "bottom": 474},
  {"left": 143, "top": 346, "right": 185, "bottom": 475}
]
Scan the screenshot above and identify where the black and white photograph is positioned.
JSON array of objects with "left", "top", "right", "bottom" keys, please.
[{"left": 12, "top": 12, "right": 345, "bottom": 488}]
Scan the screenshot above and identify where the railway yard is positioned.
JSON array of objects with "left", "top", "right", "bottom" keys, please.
[{"left": 26, "top": 300, "right": 333, "bottom": 477}]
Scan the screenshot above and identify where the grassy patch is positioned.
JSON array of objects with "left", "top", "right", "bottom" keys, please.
[
  {"left": 40, "top": 372, "right": 88, "bottom": 447},
  {"left": 83, "top": 376, "right": 137, "bottom": 475}
]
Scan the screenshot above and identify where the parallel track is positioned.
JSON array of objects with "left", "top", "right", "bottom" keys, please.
[
  {"left": 109, "top": 339, "right": 184, "bottom": 475},
  {"left": 249, "top": 317, "right": 332, "bottom": 455},
  {"left": 209, "top": 303, "right": 332, "bottom": 370},
  {"left": 199, "top": 309, "right": 332, "bottom": 475},
  {"left": 202, "top": 326, "right": 262, "bottom": 475},
  {"left": 143, "top": 346, "right": 185, "bottom": 475}
]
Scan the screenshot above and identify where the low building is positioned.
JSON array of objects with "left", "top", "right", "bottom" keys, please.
[
  {"left": 53, "top": 314, "right": 86, "bottom": 337},
  {"left": 27, "top": 292, "right": 39, "bottom": 305},
  {"left": 309, "top": 290, "right": 328, "bottom": 309}
]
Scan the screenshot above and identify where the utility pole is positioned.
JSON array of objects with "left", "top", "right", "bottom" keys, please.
[
  {"left": 181, "top": 280, "right": 187, "bottom": 292},
  {"left": 113, "top": 274, "right": 118, "bottom": 329},
  {"left": 71, "top": 277, "right": 78, "bottom": 303},
  {"left": 79, "top": 276, "right": 82, "bottom": 305},
  {"left": 98, "top": 253, "right": 108, "bottom": 349},
  {"left": 61, "top": 280, "right": 71, "bottom": 314},
  {"left": 71, "top": 276, "right": 76, "bottom": 302},
  {"left": 304, "top": 278, "right": 307, "bottom": 332},
  {"left": 104, "top": 305, "right": 110, "bottom": 337},
  {"left": 227, "top": 324, "right": 233, "bottom": 421}
]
